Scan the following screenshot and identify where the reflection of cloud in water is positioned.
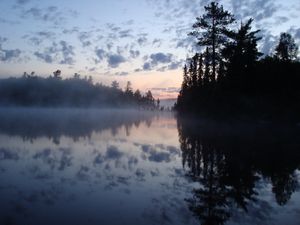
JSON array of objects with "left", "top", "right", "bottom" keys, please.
[
  {"left": 0, "top": 112, "right": 188, "bottom": 225},
  {"left": 0, "top": 148, "right": 19, "bottom": 161},
  {"left": 141, "top": 144, "right": 180, "bottom": 163},
  {"left": 33, "top": 147, "right": 72, "bottom": 171},
  {"left": 105, "top": 145, "right": 124, "bottom": 160}
]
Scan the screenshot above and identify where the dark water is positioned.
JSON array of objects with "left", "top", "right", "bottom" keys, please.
[{"left": 0, "top": 108, "right": 300, "bottom": 225}]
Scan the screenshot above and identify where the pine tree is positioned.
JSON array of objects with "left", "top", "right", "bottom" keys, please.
[
  {"left": 189, "top": 2, "right": 235, "bottom": 82},
  {"left": 191, "top": 53, "right": 199, "bottom": 87},
  {"left": 203, "top": 48, "right": 211, "bottom": 85},
  {"left": 182, "top": 64, "right": 189, "bottom": 91},
  {"left": 125, "top": 81, "right": 133, "bottom": 96},
  {"left": 275, "top": 32, "right": 298, "bottom": 62},
  {"left": 223, "top": 18, "right": 262, "bottom": 81},
  {"left": 197, "top": 53, "right": 203, "bottom": 87}
]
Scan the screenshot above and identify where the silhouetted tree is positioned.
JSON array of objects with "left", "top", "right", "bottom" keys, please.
[
  {"left": 145, "top": 90, "right": 154, "bottom": 106},
  {"left": 134, "top": 89, "right": 142, "bottom": 99},
  {"left": 176, "top": 1, "right": 300, "bottom": 120},
  {"left": 222, "top": 18, "right": 262, "bottom": 89},
  {"left": 275, "top": 32, "right": 298, "bottom": 62},
  {"left": 111, "top": 80, "right": 120, "bottom": 89},
  {"left": 189, "top": 2, "right": 235, "bottom": 81},
  {"left": 125, "top": 81, "right": 133, "bottom": 95},
  {"left": 182, "top": 64, "right": 189, "bottom": 90},
  {"left": 73, "top": 73, "right": 80, "bottom": 79},
  {"left": 53, "top": 70, "right": 62, "bottom": 79},
  {"left": 203, "top": 47, "right": 210, "bottom": 85},
  {"left": 197, "top": 53, "right": 204, "bottom": 86}
]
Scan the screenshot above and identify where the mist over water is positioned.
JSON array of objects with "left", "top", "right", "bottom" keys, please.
[{"left": 0, "top": 108, "right": 300, "bottom": 225}]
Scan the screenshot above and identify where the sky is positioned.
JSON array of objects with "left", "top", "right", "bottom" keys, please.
[{"left": 0, "top": 0, "right": 299, "bottom": 99}]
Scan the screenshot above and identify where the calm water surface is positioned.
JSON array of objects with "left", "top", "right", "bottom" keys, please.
[{"left": 0, "top": 109, "right": 300, "bottom": 225}]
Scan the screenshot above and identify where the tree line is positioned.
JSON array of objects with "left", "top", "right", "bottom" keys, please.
[
  {"left": 175, "top": 2, "right": 300, "bottom": 120},
  {"left": 0, "top": 70, "right": 160, "bottom": 109}
]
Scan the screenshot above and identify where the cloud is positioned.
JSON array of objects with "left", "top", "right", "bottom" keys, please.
[
  {"left": 140, "top": 52, "right": 179, "bottom": 71},
  {"left": 129, "top": 50, "right": 140, "bottom": 58},
  {"left": 146, "top": 0, "right": 202, "bottom": 20},
  {"left": 34, "top": 41, "right": 75, "bottom": 65},
  {"left": 24, "top": 31, "right": 56, "bottom": 46},
  {"left": 107, "top": 54, "right": 126, "bottom": 68},
  {"left": 16, "top": 0, "right": 31, "bottom": 5},
  {"left": 150, "top": 87, "right": 180, "bottom": 93},
  {"left": 175, "top": 36, "right": 195, "bottom": 50},
  {"left": 152, "top": 38, "right": 163, "bottom": 47},
  {"left": 78, "top": 32, "right": 93, "bottom": 47},
  {"left": 166, "top": 60, "right": 183, "bottom": 70},
  {"left": 0, "top": 49, "right": 22, "bottom": 62},
  {"left": 148, "top": 0, "right": 281, "bottom": 23},
  {"left": 289, "top": 28, "right": 300, "bottom": 41},
  {"left": 114, "top": 71, "right": 129, "bottom": 76},
  {"left": 275, "top": 16, "right": 289, "bottom": 25},
  {"left": 119, "top": 29, "right": 133, "bottom": 38},
  {"left": 0, "top": 37, "right": 22, "bottom": 62},
  {"left": 0, "top": 17, "right": 20, "bottom": 25},
  {"left": 19, "top": 6, "right": 77, "bottom": 26},
  {"left": 0, "top": 37, "right": 8, "bottom": 44},
  {"left": 107, "top": 23, "right": 121, "bottom": 32},
  {"left": 143, "top": 62, "right": 151, "bottom": 71},
  {"left": 94, "top": 48, "right": 127, "bottom": 68},
  {"left": 37, "top": 31, "right": 56, "bottom": 38},
  {"left": 150, "top": 53, "right": 173, "bottom": 64},
  {"left": 230, "top": 0, "right": 279, "bottom": 21},
  {"left": 134, "top": 68, "right": 142, "bottom": 72},
  {"left": 34, "top": 51, "right": 53, "bottom": 63},
  {"left": 63, "top": 27, "right": 79, "bottom": 34},
  {"left": 259, "top": 31, "right": 277, "bottom": 55},
  {"left": 137, "top": 36, "right": 148, "bottom": 46},
  {"left": 60, "top": 41, "right": 75, "bottom": 64},
  {"left": 95, "top": 48, "right": 106, "bottom": 63}
]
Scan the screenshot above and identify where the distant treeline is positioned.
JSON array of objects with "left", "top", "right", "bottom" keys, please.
[
  {"left": 0, "top": 70, "right": 160, "bottom": 109},
  {"left": 175, "top": 2, "right": 300, "bottom": 121}
]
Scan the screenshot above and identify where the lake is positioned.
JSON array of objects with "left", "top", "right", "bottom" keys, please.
[{"left": 0, "top": 108, "right": 300, "bottom": 225}]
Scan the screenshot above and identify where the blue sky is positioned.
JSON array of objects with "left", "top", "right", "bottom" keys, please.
[{"left": 0, "top": 0, "right": 299, "bottom": 98}]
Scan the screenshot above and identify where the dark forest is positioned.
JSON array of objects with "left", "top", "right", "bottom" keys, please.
[
  {"left": 175, "top": 2, "right": 300, "bottom": 121},
  {"left": 0, "top": 70, "right": 159, "bottom": 109}
]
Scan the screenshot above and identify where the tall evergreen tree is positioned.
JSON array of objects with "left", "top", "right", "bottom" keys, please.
[
  {"left": 197, "top": 53, "right": 204, "bottom": 87},
  {"left": 191, "top": 53, "right": 199, "bottom": 87},
  {"left": 189, "top": 2, "right": 235, "bottom": 81},
  {"left": 275, "top": 32, "right": 298, "bottom": 62},
  {"left": 203, "top": 47, "right": 211, "bottom": 85},
  {"left": 223, "top": 18, "right": 262, "bottom": 81},
  {"left": 182, "top": 64, "right": 189, "bottom": 91}
]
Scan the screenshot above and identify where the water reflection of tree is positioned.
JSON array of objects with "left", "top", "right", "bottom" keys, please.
[
  {"left": 0, "top": 109, "right": 155, "bottom": 143},
  {"left": 177, "top": 117, "right": 300, "bottom": 225}
]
